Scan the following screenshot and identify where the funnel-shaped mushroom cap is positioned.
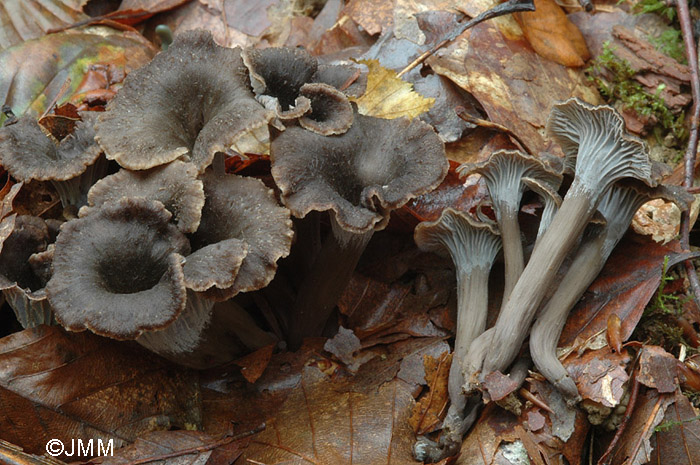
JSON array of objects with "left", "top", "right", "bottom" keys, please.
[
  {"left": 0, "top": 215, "right": 49, "bottom": 294},
  {"left": 0, "top": 112, "right": 101, "bottom": 182},
  {"left": 83, "top": 161, "right": 205, "bottom": 233},
  {"left": 298, "top": 83, "right": 354, "bottom": 135},
  {"left": 313, "top": 63, "right": 367, "bottom": 98},
  {"left": 415, "top": 208, "right": 501, "bottom": 272},
  {"left": 95, "top": 30, "right": 273, "bottom": 172},
  {"left": 457, "top": 150, "right": 562, "bottom": 213},
  {"left": 187, "top": 170, "right": 293, "bottom": 300},
  {"left": 271, "top": 112, "right": 448, "bottom": 233},
  {"left": 47, "top": 198, "right": 190, "bottom": 339},
  {"left": 546, "top": 98, "right": 654, "bottom": 189},
  {"left": 242, "top": 46, "right": 318, "bottom": 113}
]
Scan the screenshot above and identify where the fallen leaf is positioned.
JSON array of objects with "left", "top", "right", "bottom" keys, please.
[
  {"left": 637, "top": 346, "right": 679, "bottom": 393},
  {"left": 236, "top": 366, "right": 416, "bottom": 465},
  {"left": 609, "top": 389, "right": 674, "bottom": 465},
  {"left": 409, "top": 351, "right": 451, "bottom": 434},
  {"left": 632, "top": 199, "right": 682, "bottom": 244},
  {"left": 120, "top": 0, "right": 192, "bottom": 15},
  {"left": 342, "top": 0, "right": 393, "bottom": 35},
  {"left": 428, "top": 20, "right": 599, "bottom": 155},
  {"left": 482, "top": 371, "right": 521, "bottom": 403},
  {"left": 650, "top": 391, "right": 700, "bottom": 465},
  {"left": 0, "top": 325, "right": 201, "bottom": 458},
  {"left": 233, "top": 344, "right": 275, "bottom": 384},
  {"left": 514, "top": 0, "right": 590, "bottom": 67},
  {"left": 565, "top": 346, "right": 630, "bottom": 408},
  {"left": 0, "top": 28, "right": 155, "bottom": 125},
  {"left": 97, "top": 430, "right": 248, "bottom": 465},
  {"left": 350, "top": 59, "right": 434, "bottom": 119},
  {"left": 0, "top": 0, "right": 89, "bottom": 51}
]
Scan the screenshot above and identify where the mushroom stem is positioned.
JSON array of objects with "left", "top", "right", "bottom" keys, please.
[
  {"left": 287, "top": 215, "right": 373, "bottom": 349},
  {"left": 529, "top": 230, "right": 604, "bottom": 403},
  {"left": 482, "top": 185, "right": 595, "bottom": 374},
  {"left": 498, "top": 205, "right": 524, "bottom": 300}
]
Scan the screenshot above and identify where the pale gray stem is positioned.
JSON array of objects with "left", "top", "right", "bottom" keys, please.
[
  {"left": 483, "top": 183, "right": 595, "bottom": 374},
  {"left": 499, "top": 206, "right": 524, "bottom": 301}
]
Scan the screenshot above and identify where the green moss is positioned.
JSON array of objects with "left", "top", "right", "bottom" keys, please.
[
  {"left": 587, "top": 41, "right": 687, "bottom": 142},
  {"left": 649, "top": 28, "right": 687, "bottom": 64},
  {"left": 633, "top": 0, "right": 677, "bottom": 21}
]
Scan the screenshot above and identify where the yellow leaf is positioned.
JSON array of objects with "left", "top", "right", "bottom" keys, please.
[{"left": 351, "top": 59, "right": 434, "bottom": 119}]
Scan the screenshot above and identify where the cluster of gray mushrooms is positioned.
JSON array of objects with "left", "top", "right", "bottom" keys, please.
[{"left": 0, "top": 29, "right": 689, "bottom": 461}]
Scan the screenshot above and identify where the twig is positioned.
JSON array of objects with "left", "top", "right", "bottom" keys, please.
[
  {"left": 397, "top": 0, "right": 535, "bottom": 77},
  {"left": 676, "top": 0, "right": 700, "bottom": 320}
]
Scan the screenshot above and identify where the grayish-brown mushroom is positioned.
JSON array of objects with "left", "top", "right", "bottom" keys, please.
[
  {"left": 187, "top": 169, "right": 293, "bottom": 301},
  {"left": 530, "top": 180, "right": 691, "bottom": 403},
  {"left": 271, "top": 112, "right": 447, "bottom": 348},
  {"left": 95, "top": 30, "right": 273, "bottom": 172},
  {"left": 82, "top": 160, "right": 205, "bottom": 233},
  {"left": 479, "top": 98, "right": 655, "bottom": 380},
  {"left": 415, "top": 208, "right": 501, "bottom": 450},
  {"left": 47, "top": 198, "right": 190, "bottom": 339},
  {"left": 0, "top": 112, "right": 105, "bottom": 207},
  {"left": 522, "top": 176, "right": 562, "bottom": 240},
  {"left": 458, "top": 150, "right": 561, "bottom": 301},
  {"left": 298, "top": 83, "right": 354, "bottom": 135},
  {"left": 0, "top": 215, "right": 53, "bottom": 328}
]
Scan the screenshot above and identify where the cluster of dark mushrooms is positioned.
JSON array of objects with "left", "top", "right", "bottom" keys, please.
[
  {"left": 0, "top": 29, "right": 689, "bottom": 460},
  {"left": 0, "top": 30, "right": 447, "bottom": 368}
]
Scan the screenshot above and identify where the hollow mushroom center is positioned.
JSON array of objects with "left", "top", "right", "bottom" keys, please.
[{"left": 93, "top": 241, "right": 173, "bottom": 295}]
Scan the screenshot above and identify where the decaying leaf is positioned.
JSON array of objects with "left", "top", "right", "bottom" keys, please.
[
  {"left": 233, "top": 343, "right": 275, "bottom": 384},
  {"left": 0, "top": 27, "right": 156, "bottom": 125},
  {"left": 236, "top": 366, "right": 416, "bottom": 465},
  {"left": 566, "top": 347, "right": 630, "bottom": 409},
  {"left": 650, "top": 392, "right": 700, "bottom": 465},
  {"left": 0, "top": 326, "right": 201, "bottom": 458},
  {"left": 350, "top": 59, "right": 434, "bottom": 119},
  {"left": 514, "top": 0, "right": 590, "bottom": 67},
  {"left": 409, "top": 351, "right": 451, "bottom": 434},
  {"left": 637, "top": 346, "right": 679, "bottom": 393},
  {"left": 632, "top": 199, "right": 682, "bottom": 244}
]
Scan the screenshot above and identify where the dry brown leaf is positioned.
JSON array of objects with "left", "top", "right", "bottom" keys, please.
[
  {"left": 632, "top": 199, "right": 682, "bottom": 244},
  {"left": 514, "top": 0, "right": 590, "bottom": 67},
  {"left": 350, "top": 59, "right": 434, "bottom": 119},
  {"left": 233, "top": 344, "right": 275, "bottom": 384},
  {"left": 236, "top": 366, "right": 416, "bottom": 464},
  {"left": 650, "top": 392, "right": 700, "bottom": 465},
  {"left": 0, "top": 326, "right": 201, "bottom": 459},
  {"left": 342, "top": 0, "right": 393, "bottom": 35},
  {"left": 409, "top": 351, "right": 450, "bottom": 434}
]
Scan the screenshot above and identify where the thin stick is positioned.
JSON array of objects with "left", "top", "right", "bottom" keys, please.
[
  {"left": 676, "top": 0, "right": 700, "bottom": 320},
  {"left": 397, "top": 0, "right": 535, "bottom": 77}
]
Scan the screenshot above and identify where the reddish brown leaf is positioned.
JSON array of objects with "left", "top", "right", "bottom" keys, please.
[
  {"left": 482, "top": 371, "right": 521, "bottom": 403},
  {"left": 560, "top": 237, "right": 695, "bottom": 351},
  {"left": 0, "top": 326, "right": 200, "bottom": 458},
  {"left": 607, "top": 314, "right": 623, "bottom": 354},
  {"left": 637, "top": 346, "right": 679, "bottom": 394},
  {"left": 233, "top": 344, "right": 275, "bottom": 384},
  {"left": 236, "top": 366, "right": 416, "bottom": 465},
  {"left": 428, "top": 21, "right": 599, "bottom": 156},
  {"left": 650, "top": 392, "right": 700, "bottom": 465},
  {"left": 0, "top": 439, "right": 66, "bottom": 465},
  {"left": 409, "top": 352, "right": 451, "bottom": 434},
  {"left": 514, "top": 0, "right": 590, "bottom": 67},
  {"left": 343, "top": 0, "right": 393, "bottom": 36},
  {"left": 608, "top": 389, "right": 674, "bottom": 465},
  {"left": 38, "top": 103, "right": 81, "bottom": 140},
  {"left": 566, "top": 347, "right": 630, "bottom": 408}
]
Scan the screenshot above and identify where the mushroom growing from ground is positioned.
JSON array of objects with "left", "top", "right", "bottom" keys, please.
[
  {"left": 0, "top": 112, "right": 105, "bottom": 208},
  {"left": 530, "top": 179, "right": 691, "bottom": 403},
  {"left": 47, "top": 198, "right": 190, "bottom": 339},
  {"left": 0, "top": 215, "right": 53, "bottom": 328},
  {"left": 95, "top": 30, "right": 273, "bottom": 173},
  {"left": 476, "top": 98, "right": 655, "bottom": 378},
  {"left": 458, "top": 150, "right": 561, "bottom": 300},
  {"left": 271, "top": 111, "right": 447, "bottom": 349},
  {"left": 414, "top": 208, "right": 501, "bottom": 452}
]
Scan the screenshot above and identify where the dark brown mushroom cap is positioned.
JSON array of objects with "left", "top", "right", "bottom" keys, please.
[
  {"left": 188, "top": 170, "right": 293, "bottom": 300},
  {"left": 298, "top": 83, "right": 354, "bottom": 136},
  {"left": 0, "top": 215, "right": 49, "bottom": 293},
  {"left": 242, "top": 46, "right": 318, "bottom": 111},
  {"left": 95, "top": 30, "right": 273, "bottom": 172},
  {"left": 182, "top": 239, "right": 248, "bottom": 292},
  {"left": 0, "top": 112, "right": 101, "bottom": 182},
  {"left": 82, "top": 161, "right": 205, "bottom": 233},
  {"left": 47, "top": 198, "right": 190, "bottom": 339},
  {"left": 415, "top": 208, "right": 501, "bottom": 272},
  {"left": 457, "top": 150, "right": 562, "bottom": 214},
  {"left": 272, "top": 112, "right": 448, "bottom": 233},
  {"left": 546, "top": 98, "right": 654, "bottom": 188}
]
